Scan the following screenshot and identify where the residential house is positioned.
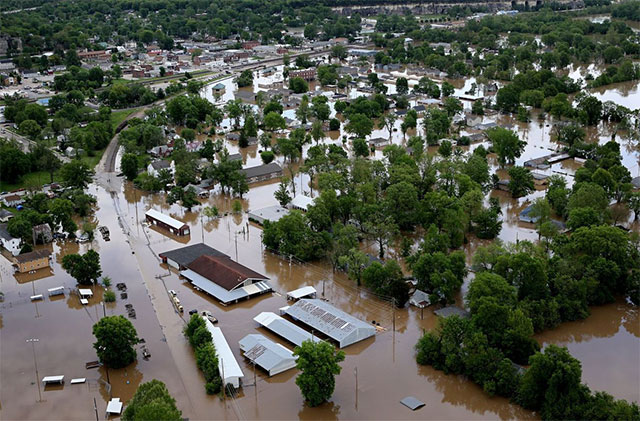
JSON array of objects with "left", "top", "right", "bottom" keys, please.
[
  {"left": 14, "top": 249, "right": 52, "bottom": 273},
  {"left": 147, "top": 160, "right": 175, "bottom": 177},
  {"left": 145, "top": 209, "right": 190, "bottom": 236},
  {"left": 0, "top": 223, "right": 21, "bottom": 256},
  {"left": 0, "top": 209, "right": 13, "bottom": 223},
  {"left": 2, "top": 194, "right": 24, "bottom": 207},
  {"left": 289, "top": 68, "right": 316, "bottom": 81},
  {"left": 241, "top": 163, "right": 283, "bottom": 184}
]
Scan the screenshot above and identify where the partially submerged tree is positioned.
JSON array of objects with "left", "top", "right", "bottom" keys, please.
[
  {"left": 93, "top": 315, "right": 139, "bottom": 368},
  {"left": 294, "top": 340, "right": 345, "bottom": 407}
]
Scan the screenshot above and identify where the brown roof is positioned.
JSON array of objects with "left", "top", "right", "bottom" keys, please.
[
  {"left": 187, "top": 255, "right": 268, "bottom": 291},
  {"left": 14, "top": 249, "right": 51, "bottom": 263}
]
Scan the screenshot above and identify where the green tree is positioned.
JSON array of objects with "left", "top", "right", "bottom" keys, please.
[
  {"left": 236, "top": 69, "right": 254, "bottom": 87},
  {"left": 346, "top": 113, "right": 374, "bottom": 139},
  {"left": 288, "top": 76, "right": 309, "bottom": 93},
  {"left": 487, "top": 128, "right": 526, "bottom": 167},
  {"left": 352, "top": 138, "right": 369, "bottom": 157},
  {"left": 396, "top": 77, "right": 409, "bottom": 95},
  {"left": 294, "top": 340, "right": 345, "bottom": 407},
  {"left": 274, "top": 180, "right": 292, "bottom": 207},
  {"left": 264, "top": 111, "right": 286, "bottom": 132},
  {"left": 508, "top": 166, "right": 534, "bottom": 198},
  {"left": 338, "top": 248, "right": 369, "bottom": 286},
  {"left": 59, "top": 160, "right": 95, "bottom": 189},
  {"left": 62, "top": 250, "right": 102, "bottom": 285},
  {"left": 122, "top": 380, "right": 182, "bottom": 421},
  {"left": 92, "top": 315, "right": 139, "bottom": 369},
  {"left": 121, "top": 153, "right": 139, "bottom": 181}
]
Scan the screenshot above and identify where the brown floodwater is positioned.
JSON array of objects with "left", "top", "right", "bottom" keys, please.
[{"left": 1, "top": 61, "right": 639, "bottom": 420}]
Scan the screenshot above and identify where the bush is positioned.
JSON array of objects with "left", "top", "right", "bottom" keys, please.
[
  {"left": 329, "top": 118, "right": 340, "bottom": 131},
  {"left": 104, "top": 290, "right": 116, "bottom": 302},
  {"left": 260, "top": 150, "right": 275, "bottom": 164}
]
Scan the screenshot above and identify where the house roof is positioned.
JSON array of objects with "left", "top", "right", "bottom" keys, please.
[
  {"left": 150, "top": 160, "right": 171, "bottom": 170},
  {"left": 159, "top": 243, "right": 228, "bottom": 267},
  {"left": 4, "top": 194, "right": 23, "bottom": 202},
  {"left": 289, "top": 195, "right": 314, "bottom": 211},
  {"left": 0, "top": 209, "right": 13, "bottom": 219},
  {"left": 433, "top": 306, "right": 470, "bottom": 318},
  {"left": 14, "top": 249, "right": 51, "bottom": 263},
  {"left": 32, "top": 223, "right": 52, "bottom": 234},
  {"left": 187, "top": 255, "right": 268, "bottom": 291},
  {"left": 241, "top": 162, "right": 282, "bottom": 179},
  {"left": 0, "top": 223, "right": 18, "bottom": 241}
]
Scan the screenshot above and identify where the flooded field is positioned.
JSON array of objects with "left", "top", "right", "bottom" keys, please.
[{"left": 1, "top": 60, "right": 639, "bottom": 419}]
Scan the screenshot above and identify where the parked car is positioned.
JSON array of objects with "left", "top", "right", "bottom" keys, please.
[
  {"left": 188, "top": 309, "right": 198, "bottom": 315},
  {"left": 76, "top": 233, "right": 90, "bottom": 243}
]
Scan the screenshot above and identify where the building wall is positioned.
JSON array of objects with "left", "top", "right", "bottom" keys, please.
[{"left": 17, "top": 257, "right": 50, "bottom": 273}]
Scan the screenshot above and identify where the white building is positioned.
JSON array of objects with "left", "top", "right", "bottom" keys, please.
[
  {"left": 0, "top": 223, "right": 22, "bottom": 256},
  {"left": 204, "top": 320, "right": 244, "bottom": 388},
  {"left": 238, "top": 334, "right": 297, "bottom": 376}
]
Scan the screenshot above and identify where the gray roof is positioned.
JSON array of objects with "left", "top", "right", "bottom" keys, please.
[
  {"left": 254, "top": 312, "right": 322, "bottom": 347},
  {"left": 150, "top": 160, "right": 171, "bottom": 170},
  {"left": 248, "top": 206, "right": 290, "bottom": 224},
  {"left": 400, "top": 396, "right": 425, "bottom": 411},
  {"left": 409, "top": 290, "right": 430, "bottom": 308},
  {"left": 0, "top": 223, "right": 17, "bottom": 241},
  {"left": 632, "top": 176, "right": 640, "bottom": 189},
  {"left": 0, "top": 209, "right": 13, "bottom": 219},
  {"left": 284, "top": 299, "right": 376, "bottom": 348},
  {"left": 159, "top": 243, "right": 228, "bottom": 268},
  {"left": 238, "top": 334, "right": 297, "bottom": 376},
  {"left": 241, "top": 162, "right": 282, "bottom": 179},
  {"left": 182, "top": 268, "right": 272, "bottom": 304},
  {"left": 433, "top": 306, "right": 470, "bottom": 318}
]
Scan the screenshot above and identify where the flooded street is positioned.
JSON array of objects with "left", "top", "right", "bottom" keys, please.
[{"left": 1, "top": 62, "right": 639, "bottom": 419}]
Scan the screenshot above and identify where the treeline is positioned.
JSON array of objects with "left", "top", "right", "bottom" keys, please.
[
  {"left": 183, "top": 315, "right": 223, "bottom": 394},
  {"left": 0, "top": 0, "right": 360, "bottom": 55}
]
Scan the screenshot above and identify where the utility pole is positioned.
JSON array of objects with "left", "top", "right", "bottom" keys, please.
[
  {"left": 322, "top": 279, "right": 325, "bottom": 298},
  {"left": 392, "top": 299, "right": 396, "bottom": 332},
  {"left": 101, "top": 301, "right": 106, "bottom": 318},
  {"left": 354, "top": 366, "right": 358, "bottom": 411},
  {"left": 234, "top": 233, "right": 238, "bottom": 261},
  {"left": 200, "top": 214, "right": 204, "bottom": 243},
  {"left": 26, "top": 338, "right": 41, "bottom": 403},
  {"left": 221, "top": 358, "right": 225, "bottom": 399},
  {"left": 93, "top": 397, "right": 99, "bottom": 421}
]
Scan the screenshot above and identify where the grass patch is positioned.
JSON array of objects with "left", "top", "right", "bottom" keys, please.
[
  {"left": 81, "top": 149, "right": 106, "bottom": 169},
  {"left": 0, "top": 170, "right": 59, "bottom": 192},
  {"left": 110, "top": 108, "right": 139, "bottom": 131}
]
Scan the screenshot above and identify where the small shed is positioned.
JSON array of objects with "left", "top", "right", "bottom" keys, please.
[
  {"left": 106, "top": 398, "right": 123, "bottom": 416},
  {"left": 78, "top": 289, "right": 93, "bottom": 299},
  {"left": 409, "top": 290, "right": 430, "bottom": 309},
  {"left": 248, "top": 206, "right": 290, "bottom": 225},
  {"left": 42, "top": 375, "right": 64, "bottom": 385},
  {"left": 286, "top": 286, "right": 317, "bottom": 301},
  {"left": 145, "top": 209, "right": 190, "bottom": 236}
]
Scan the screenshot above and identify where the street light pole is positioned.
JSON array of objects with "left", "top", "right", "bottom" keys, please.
[{"left": 26, "top": 338, "right": 42, "bottom": 403}]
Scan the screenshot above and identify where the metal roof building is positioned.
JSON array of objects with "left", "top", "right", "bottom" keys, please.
[
  {"left": 204, "top": 320, "right": 244, "bottom": 388},
  {"left": 286, "top": 286, "right": 317, "bottom": 301},
  {"left": 238, "top": 334, "right": 297, "bottom": 376},
  {"left": 289, "top": 195, "right": 315, "bottom": 212},
  {"left": 145, "top": 209, "right": 190, "bottom": 236},
  {"left": 248, "top": 206, "right": 290, "bottom": 225},
  {"left": 254, "top": 312, "right": 321, "bottom": 347},
  {"left": 159, "top": 243, "right": 228, "bottom": 270},
  {"left": 284, "top": 299, "right": 376, "bottom": 348}
]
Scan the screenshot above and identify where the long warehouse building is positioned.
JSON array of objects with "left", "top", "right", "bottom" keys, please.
[
  {"left": 254, "top": 312, "right": 322, "bottom": 347},
  {"left": 204, "top": 319, "right": 244, "bottom": 388},
  {"left": 284, "top": 299, "right": 376, "bottom": 348}
]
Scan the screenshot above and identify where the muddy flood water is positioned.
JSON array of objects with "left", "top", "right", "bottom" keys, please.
[{"left": 1, "top": 65, "right": 639, "bottom": 420}]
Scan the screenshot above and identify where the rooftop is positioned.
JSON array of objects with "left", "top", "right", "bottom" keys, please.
[
  {"left": 204, "top": 320, "right": 244, "bottom": 387},
  {"left": 239, "top": 334, "right": 297, "bottom": 376},
  {"left": 145, "top": 209, "right": 188, "bottom": 230},
  {"left": 433, "top": 306, "right": 470, "bottom": 318},
  {"left": 159, "top": 243, "right": 228, "bottom": 268},
  {"left": 187, "top": 255, "right": 268, "bottom": 291},
  {"left": 284, "top": 299, "right": 376, "bottom": 348},
  {"left": 14, "top": 249, "right": 51, "bottom": 263},
  {"left": 254, "top": 312, "right": 322, "bottom": 347},
  {"left": 241, "top": 162, "right": 282, "bottom": 179}
]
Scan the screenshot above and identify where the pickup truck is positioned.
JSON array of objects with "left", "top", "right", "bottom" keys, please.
[{"left": 201, "top": 310, "right": 218, "bottom": 324}]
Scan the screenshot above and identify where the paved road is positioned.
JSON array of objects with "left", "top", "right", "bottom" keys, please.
[{"left": 0, "top": 125, "right": 70, "bottom": 163}]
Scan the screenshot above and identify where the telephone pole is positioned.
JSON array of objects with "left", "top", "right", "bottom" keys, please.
[{"left": 26, "top": 338, "right": 41, "bottom": 403}]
